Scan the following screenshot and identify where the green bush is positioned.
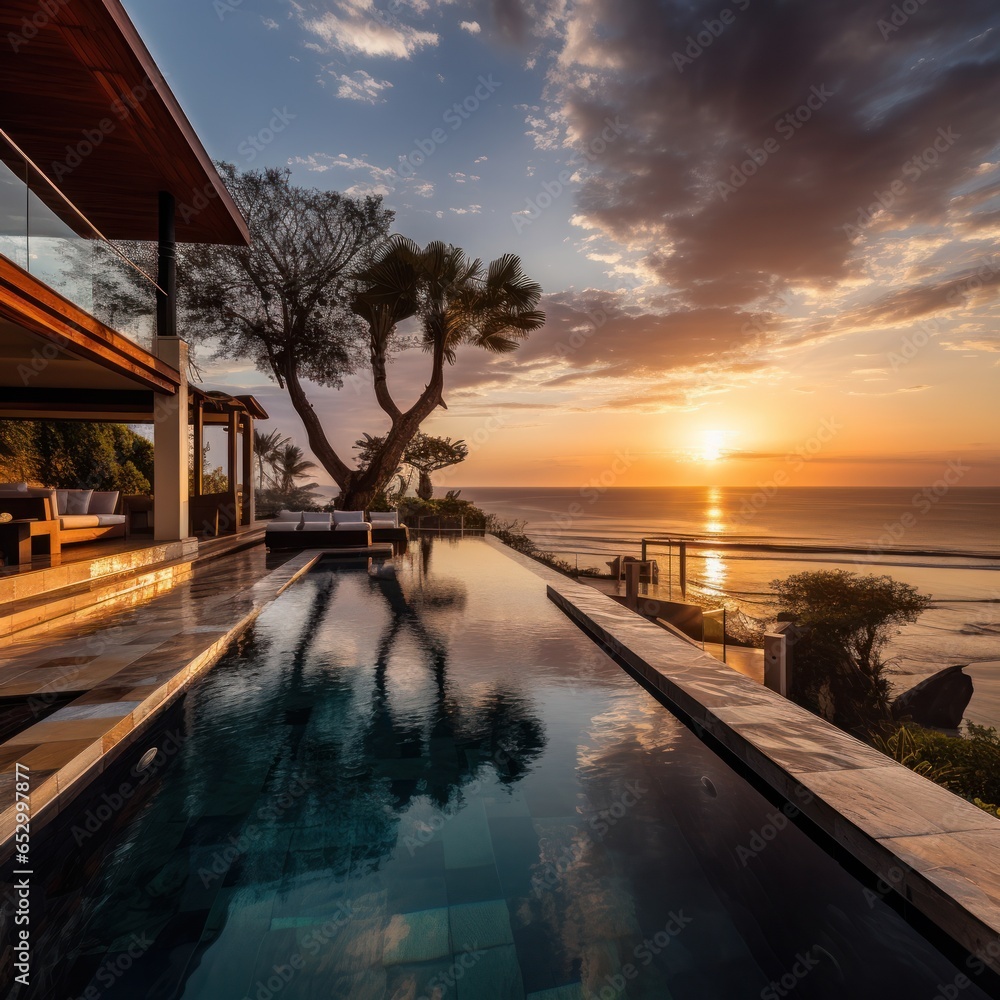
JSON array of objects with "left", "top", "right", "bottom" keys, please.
[
  {"left": 873, "top": 723, "right": 1000, "bottom": 815},
  {"left": 397, "top": 495, "right": 488, "bottom": 529}
]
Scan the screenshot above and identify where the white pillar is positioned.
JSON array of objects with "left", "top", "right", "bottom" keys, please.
[{"left": 153, "top": 337, "right": 190, "bottom": 541}]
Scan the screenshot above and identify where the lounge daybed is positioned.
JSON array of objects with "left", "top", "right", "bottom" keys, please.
[
  {"left": 264, "top": 509, "right": 409, "bottom": 552},
  {"left": 0, "top": 483, "right": 126, "bottom": 548}
]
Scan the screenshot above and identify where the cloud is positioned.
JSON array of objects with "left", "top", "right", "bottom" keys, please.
[
  {"left": 331, "top": 69, "right": 393, "bottom": 103},
  {"left": 450, "top": 204, "right": 483, "bottom": 214},
  {"left": 261, "top": 17, "right": 280, "bottom": 30},
  {"left": 521, "top": 0, "right": 1000, "bottom": 317},
  {"left": 460, "top": 19, "right": 481, "bottom": 34},
  {"left": 297, "top": 0, "right": 438, "bottom": 59}
]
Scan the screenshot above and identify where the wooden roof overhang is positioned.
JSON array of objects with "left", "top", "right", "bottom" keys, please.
[
  {"left": 0, "top": 254, "right": 181, "bottom": 402},
  {"left": 0, "top": 0, "right": 249, "bottom": 245},
  {"left": 0, "top": 376, "right": 268, "bottom": 425}
]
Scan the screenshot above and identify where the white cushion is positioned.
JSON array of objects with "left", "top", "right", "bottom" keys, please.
[
  {"left": 334, "top": 521, "right": 371, "bottom": 531},
  {"left": 58, "top": 489, "right": 93, "bottom": 515},
  {"left": 274, "top": 509, "right": 302, "bottom": 522},
  {"left": 0, "top": 482, "right": 28, "bottom": 492},
  {"left": 370, "top": 512, "right": 399, "bottom": 528},
  {"left": 301, "top": 512, "right": 331, "bottom": 524},
  {"left": 333, "top": 510, "right": 364, "bottom": 525},
  {"left": 266, "top": 521, "right": 301, "bottom": 532},
  {"left": 89, "top": 491, "right": 119, "bottom": 515},
  {"left": 95, "top": 514, "right": 126, "bottom": 526},
  {"left": 301, "top": 521, "right": 333, "bottom": 531},
  {"left": 59, "top": 514, "right": 101, "bottom": 529}
]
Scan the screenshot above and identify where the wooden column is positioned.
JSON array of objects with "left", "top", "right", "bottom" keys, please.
[
  {"left": 192, "top": 397, "right": 204, "bottom": 497},
  {"left": 156, "top": 192, "right": 176, "bottom": 337},
  {"left": 241, "top": 414, "right": 254, "bottom": 525},
  {"left": 227, "top": 409, "right": 239, "bottom": 495}
]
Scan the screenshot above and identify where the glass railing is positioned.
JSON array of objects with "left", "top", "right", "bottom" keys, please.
[{"left": 0, "top": 129, "right": 159, "bottom": 350}]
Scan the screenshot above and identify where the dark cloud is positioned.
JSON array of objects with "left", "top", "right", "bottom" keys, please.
[
  {"left": 540, "top": 0, "right": 1000, "bottom": 306},
  {"left": 516, "top": 290, "right": 761, "bottom": 374}
]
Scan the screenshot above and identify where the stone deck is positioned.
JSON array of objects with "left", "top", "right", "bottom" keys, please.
[{"left": 0, "top": 546, "right": 323, "bottom": 854}]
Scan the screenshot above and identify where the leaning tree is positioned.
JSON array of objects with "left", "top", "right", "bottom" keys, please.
[
  {"left": 178, "top": 167, "right": 543, "bottom": 510},
  {"left": 347, "top": 237, "right": 543, "bottom": 508}
]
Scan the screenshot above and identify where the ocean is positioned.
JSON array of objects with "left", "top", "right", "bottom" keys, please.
[{"left": 461, "top": 486, "right": 1000, "bottom": 726}]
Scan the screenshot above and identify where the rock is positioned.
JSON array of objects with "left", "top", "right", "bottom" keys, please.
[{"left": 892, "top": 664, "right": 974, "bottom": 729}]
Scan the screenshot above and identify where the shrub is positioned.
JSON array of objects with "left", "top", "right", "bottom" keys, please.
[
  {"left": 770, "top": 570, "right": 930, "bottom": 731},
  {"left": 873, "top": 723, "right": 1000, "bottom": 815}
]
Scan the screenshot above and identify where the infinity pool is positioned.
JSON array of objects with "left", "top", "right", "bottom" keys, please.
[{"left": 9, "top": 538, "right": 995, "bottom": 999}]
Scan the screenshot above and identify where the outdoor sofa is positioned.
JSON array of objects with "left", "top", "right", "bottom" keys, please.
[
  {"left": 0, "top": 483, "right": 126, "bottom": 547},
  {"left": 264, "top": 509, "right": 409, "bottom": 552}
]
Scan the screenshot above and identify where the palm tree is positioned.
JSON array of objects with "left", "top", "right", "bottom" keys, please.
[
  {"left": 253, "top": 428, "right": 288, "bottom": 490},
  {"left": 347, "top": 239, "right": 543, "bottom": 509},
  {"left": 274, "top": 442, "right": 318, "bottom": 494}
]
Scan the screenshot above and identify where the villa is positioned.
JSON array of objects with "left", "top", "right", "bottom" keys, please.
[{"left": 0, "top": 3, "right": 999, "bottom": 1000}]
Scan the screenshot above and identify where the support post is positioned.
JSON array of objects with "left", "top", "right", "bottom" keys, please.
[
  {"left": 625, "top": 562, "right": 641, "bottom": 611},
  {"left": 227, "top": 409, "right": 239, "bottom": 496},
  {"left": 156, "top": 191, "right": 176, "bottom": 338},
  {"left": 153, "top": 338, "right": 189, "bottom": 540},
  {"left": 679, "top": 541, "right": 687, "bottom": 598},
  {"left": 192, "top": 396, "right": 204, "bottom": 497},
  {"left": 241, "top": 414, "right": 254, "bottom": 525}
]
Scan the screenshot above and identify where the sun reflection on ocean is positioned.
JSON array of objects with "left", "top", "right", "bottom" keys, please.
[
  {"left": 702, "top": 550, "right": 726, "bottom": 591},
  {"left": 704, "top": 486, "right": 725, "bottom": 535}
]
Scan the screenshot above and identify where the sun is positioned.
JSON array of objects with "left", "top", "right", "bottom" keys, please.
[{"left": 697, "top": 429, "right": 728, "bottom": 462}]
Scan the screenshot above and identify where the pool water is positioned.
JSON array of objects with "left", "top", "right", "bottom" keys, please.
[{"left": 9, "top": 537, "right": 996, "bottom": 999}]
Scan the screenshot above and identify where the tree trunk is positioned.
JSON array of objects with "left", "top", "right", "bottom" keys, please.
[
  {"left": 283, "top": 363, "right": 352, "bottom": 487},
  {"left": 417, "top": 471, "right": 433, "bottom": 500},
  {"left": 340, "top": 333, "right": 447, "bottom": 510}
]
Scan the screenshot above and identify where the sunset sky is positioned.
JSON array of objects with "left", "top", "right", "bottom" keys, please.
[{"left": 127, "top": 0, "right": 1000, "bottom": 488}]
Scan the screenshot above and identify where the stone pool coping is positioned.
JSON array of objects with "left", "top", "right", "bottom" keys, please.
[
  {"left": 0, "top": 550, "right": 324, "bottom": 857},
  {"left": 476, "top": 539, "right": 1000, "bottom": 974},
  {"left": 526, "top": 555, "right": 1000, "bottom": 974}
]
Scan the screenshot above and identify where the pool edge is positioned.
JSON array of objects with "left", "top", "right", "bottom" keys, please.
[
  {"left": 0, "top": 550, "right": 324, "bottom": 858},
  {"left": 544, "top": 573, "right": 1000, "bottom": 976}
]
